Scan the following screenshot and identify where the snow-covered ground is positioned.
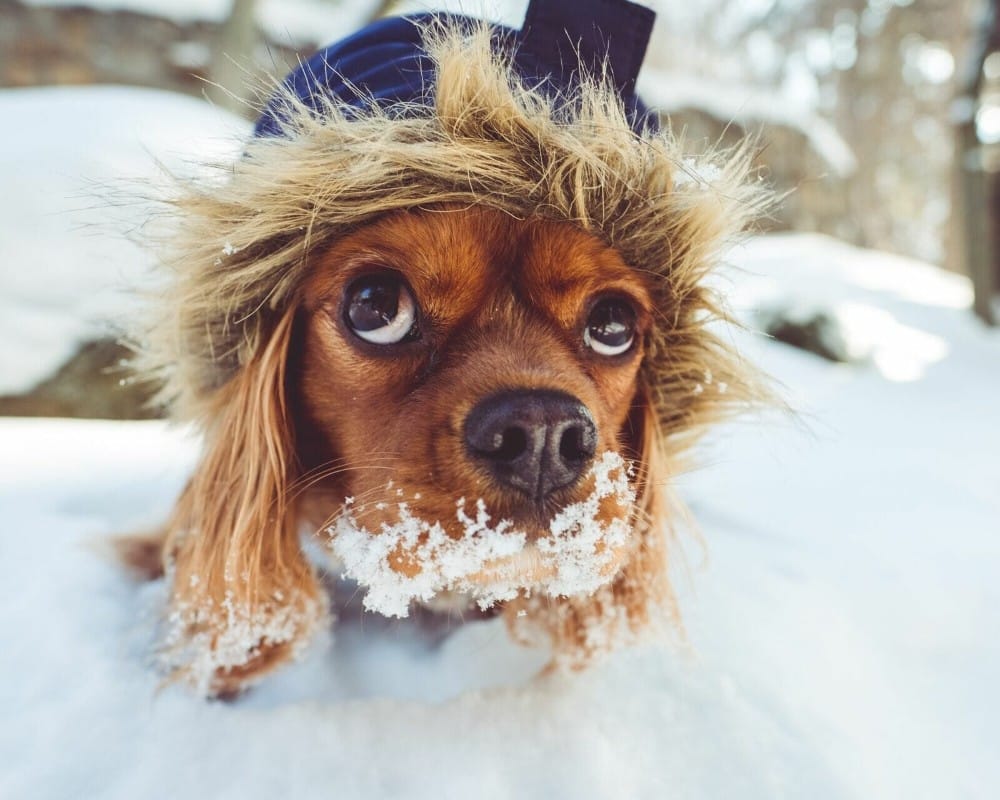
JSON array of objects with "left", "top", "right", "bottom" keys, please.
[
  {"left": 0, "top": 86, "right": 249, "bottom": 395},
  {"left": 1, "top": 87, "right": 998, "bottom": 799}
]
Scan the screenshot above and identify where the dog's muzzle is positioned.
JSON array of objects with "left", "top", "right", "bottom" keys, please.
[{"left": 464, "top": 389, "right": 597, "bottom": 502}]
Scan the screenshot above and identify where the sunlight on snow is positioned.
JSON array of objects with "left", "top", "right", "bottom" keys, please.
[
  {"left": 831, "top": 302, "right": 948, "bottom": 382},
  {"left": 843, "top": 254, "right": 973, "bottom": 309}
]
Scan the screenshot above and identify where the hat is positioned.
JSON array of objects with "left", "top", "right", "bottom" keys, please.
[
  {"left": 143, "top": 0, "right": 767, "bottom": 455},
  {"left": 253, "top": 0, "right": 657, "bottom": 137}
]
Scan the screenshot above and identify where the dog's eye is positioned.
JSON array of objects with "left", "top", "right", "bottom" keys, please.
[
  {"left": 584, "top": 298, "right": 637, "bottom": 356},
  {"left": 344, "top": 273, "right": 418, "bottom": 344}
]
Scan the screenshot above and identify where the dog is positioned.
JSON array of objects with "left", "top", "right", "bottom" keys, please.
[{"left": 123, "top": 2, "right": 766, "bottom": 696}]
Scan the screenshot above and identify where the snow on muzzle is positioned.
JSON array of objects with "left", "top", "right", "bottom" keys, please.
[{"left": 326, "top": 451, "right": 636, "bottom": 617}]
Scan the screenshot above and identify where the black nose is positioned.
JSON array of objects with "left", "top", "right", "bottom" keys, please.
[{"left": 464, "top": 390, "right": 598, "bottom": 501}]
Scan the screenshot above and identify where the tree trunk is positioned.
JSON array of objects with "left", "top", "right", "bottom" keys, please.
[
  {"left": 955, "top": 0, "right": 998, "bottom": 324},
  {"left": 207, "top": 0, "right": 259, "bottom": 114}
]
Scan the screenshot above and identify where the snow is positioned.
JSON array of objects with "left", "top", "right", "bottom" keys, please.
[
  {"left": 0, "top": 86, "right": 249, "bottom": 395},
  {"left": 329, "top": 451, "right": 635, "bottom": 616},
  {"left": 2, "top": 86, "right": 999, "bottom": 798},
  {"left": 637, "top": 70, "right": 857, "bottom": 177},
  {"left": 257, "top": 0, "right": 384, "bottom": 48},
  {"left": 23, "top": 0, "right": 233, "bottom": 22},
  {"left": 23, "top": 0, "right": 388, "bottom": 46},
  {"left": 737, "top": 234, "right": 975, "bottom": 380},
  {"left": 392, "top": 0, "right": 529, "bottom": 29},
  {"left": 163, "top": 583, "right": 329, "bottom": 697}
]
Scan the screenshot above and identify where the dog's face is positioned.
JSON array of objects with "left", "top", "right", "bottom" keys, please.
[{"left": 292, "top": 205, "right": 654, "bottom": 607}]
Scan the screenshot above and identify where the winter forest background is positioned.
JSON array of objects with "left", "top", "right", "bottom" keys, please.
[
  {"left": 3, "top": 0, "right": 997, "bottom": 270},
  {"left": 1, "top": 1, "right": 998, "bottom": 799}
]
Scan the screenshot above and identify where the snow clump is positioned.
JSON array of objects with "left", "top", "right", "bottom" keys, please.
[{"left": 328, "top": 452, "right": 636, "bottom": 618}]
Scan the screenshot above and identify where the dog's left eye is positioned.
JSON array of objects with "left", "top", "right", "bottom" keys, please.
[
  {"left": 344, "top": 273, "right": 418, "bottom": 344},
  {"left": 584, "top": 297, "right": 637, "bottom": 356}
]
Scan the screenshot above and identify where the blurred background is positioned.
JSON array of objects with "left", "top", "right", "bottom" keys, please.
[{"left": 0, "top": 0, "right": 997, "bottom": 415}]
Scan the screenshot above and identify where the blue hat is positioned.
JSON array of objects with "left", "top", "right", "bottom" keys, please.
[{"left": 254, "top": 0, "right": 657, "bottom": 137}]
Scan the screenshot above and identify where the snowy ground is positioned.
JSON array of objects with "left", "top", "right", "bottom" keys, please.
[{"left": 2, "top": 87, "right": 999, "bottom": 799}]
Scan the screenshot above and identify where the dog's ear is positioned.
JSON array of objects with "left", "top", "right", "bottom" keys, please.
[
  {"left": 505, "top": 391, "right": 678, "bottom": 666},
  {"left": 162, "top": 310, "right": 326, "bottom": 696}
]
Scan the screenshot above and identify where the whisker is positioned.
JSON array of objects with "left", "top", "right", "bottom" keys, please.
[
  {"left": 286, "top": 454, "right": 398, "bottom": 493},
  {"left": 285, "top": 461, "right": 398, "bottom": 503}
]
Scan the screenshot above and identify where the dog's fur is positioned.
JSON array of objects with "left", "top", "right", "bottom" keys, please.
[{"left": 127, "top": 22, "right": 768, "bottom": 696}]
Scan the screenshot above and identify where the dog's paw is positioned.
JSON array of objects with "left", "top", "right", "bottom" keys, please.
[
  {"left": 162, "top": 589, "right": 328, "bottom": 698},
  {"left": 203, "top": 638, "right": 298, "bottom": 699},
  {"left": 102, "top": 530, "right": 168, "bottom": 581}
]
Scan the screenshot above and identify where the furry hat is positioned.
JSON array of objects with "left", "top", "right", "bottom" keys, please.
[
  {"left": 252, "top": 3, "right": 657, "bottom": 138},
  {"left": 141, "top": 3, "right": 768, "bottom": 458}
]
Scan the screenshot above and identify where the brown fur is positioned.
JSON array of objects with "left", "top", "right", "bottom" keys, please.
[
  {"left": 157, "top": 311, "right": 325, "bottom": 695},
  {"left": 294, "top": 208, "right": 648, "bottom": 533},
  {"left": 127, "top": 20, "right": 770, "bottom": 695}
]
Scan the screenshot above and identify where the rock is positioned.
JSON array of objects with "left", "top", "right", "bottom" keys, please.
[{"left": 0, "top": 338, "right": 162, "bottom": 419}]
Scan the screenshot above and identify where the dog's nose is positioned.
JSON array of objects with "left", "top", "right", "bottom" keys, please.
[{"left": 464, "top": 390, "right": 597, "bottom": 501}]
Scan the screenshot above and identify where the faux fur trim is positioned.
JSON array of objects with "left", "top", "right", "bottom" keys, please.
[{"left": 138, "top": 20, "right": 771, "bottom": 454}]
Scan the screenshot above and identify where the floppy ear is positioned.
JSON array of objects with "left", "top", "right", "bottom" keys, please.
[
  {"left": 505, "top": 392, "right": 678, "bottom": 666},
  {"left": 161, "top": 310, "right": 326, "bottom": 696}
]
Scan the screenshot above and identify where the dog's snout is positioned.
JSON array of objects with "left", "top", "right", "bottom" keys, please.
[{"left": 464, "top": 390, "right": 597, "bottom": 501}]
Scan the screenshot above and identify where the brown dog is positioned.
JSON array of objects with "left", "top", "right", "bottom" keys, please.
[{"left": 125, "top": 23, "right": 766, "bottom": 696}]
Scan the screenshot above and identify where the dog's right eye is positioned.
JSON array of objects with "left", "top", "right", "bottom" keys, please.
[
  {"left": 584, "top": 297, "right": 637, "bottom": 357},
  {"left": 343, "top": 273, "right": 419, "bottom": 344}
]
